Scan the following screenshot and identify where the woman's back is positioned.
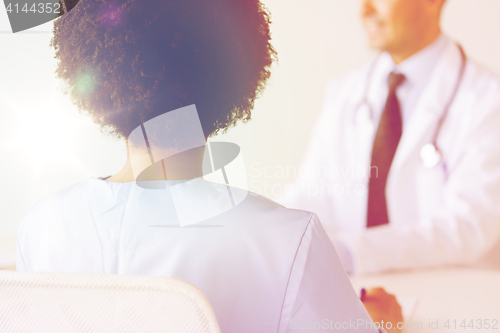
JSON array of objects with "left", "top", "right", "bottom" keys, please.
[{"left": 17, "top": 178, "right": 375, "bottom": 333}]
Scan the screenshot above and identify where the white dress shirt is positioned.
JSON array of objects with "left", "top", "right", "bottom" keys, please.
[
  {"left": 17, "top": 177, "right": 379, "bottom": 333},
  {"left": 368, "top": 34, "right": 449, "bottom": 128}
]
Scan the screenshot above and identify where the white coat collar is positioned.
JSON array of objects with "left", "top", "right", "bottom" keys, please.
[{"left": 396, "top": 34, "right": 448, "bottom": 92}]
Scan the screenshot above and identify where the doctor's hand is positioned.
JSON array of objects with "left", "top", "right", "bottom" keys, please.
[{"left": 362, "top": 287, "right": 403, "bottom": 333}]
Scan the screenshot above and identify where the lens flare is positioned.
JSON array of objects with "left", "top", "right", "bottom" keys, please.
[
  {"left": 75, "top": 72, "right": 95, "bottom": 95},
  {"left": 100, "top": 2, "right": 127, "bottom": 29}
]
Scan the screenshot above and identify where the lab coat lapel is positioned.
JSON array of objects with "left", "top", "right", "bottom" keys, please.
[{"left": 389, "top": 41, "right": 464, "bottom": 178}]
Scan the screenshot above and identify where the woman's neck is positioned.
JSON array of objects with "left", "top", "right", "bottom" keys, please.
[{"left": 106, "top": 144, "right": 207, "bottom": 183}]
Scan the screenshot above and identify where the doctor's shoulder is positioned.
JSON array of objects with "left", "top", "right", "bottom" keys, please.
[
  {"left": 454, "top": 59, "right": 500, "bottom": 131},
  {"left": 323, "top": 67, "right": 366, "bottom": 104},
  {"left": 462, "top": 59, "right": 500, "bottom": 105},
  {"left": 319, "top": 66, "right": 369, "bottom": 123}
]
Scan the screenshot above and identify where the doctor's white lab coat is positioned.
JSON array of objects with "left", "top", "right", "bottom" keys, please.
[{"left": 281, "top": 38, "right": 500, "bottom": 275}]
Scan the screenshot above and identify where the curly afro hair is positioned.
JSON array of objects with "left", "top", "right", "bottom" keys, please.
[{"left": 51, "top": 0, "right": 277, "bottom": 138}]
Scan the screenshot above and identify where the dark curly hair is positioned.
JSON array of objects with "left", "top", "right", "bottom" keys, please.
[{"left": 51, "top": 0, "right": 276, "bottom": 138}]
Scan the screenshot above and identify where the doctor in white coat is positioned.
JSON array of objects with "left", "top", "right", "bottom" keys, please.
[{"left": 281, "top": 0, "right": 500, "bottom": 275}]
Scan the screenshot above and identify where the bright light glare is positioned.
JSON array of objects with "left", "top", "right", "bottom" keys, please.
[
  {"left": 1, "top": 90, "right": 84, "bottom": 172},
  {"left": 16, "top": 111, "right": 73, "bottom": 166}
]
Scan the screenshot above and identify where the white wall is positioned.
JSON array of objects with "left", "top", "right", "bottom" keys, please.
[{"left": 1, "top": 0, "right": 500, "bottom": 262}]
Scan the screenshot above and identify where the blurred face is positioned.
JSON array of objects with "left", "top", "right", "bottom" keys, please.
[{"left": 361, "top": 0, "right": 430, "bottom": 54}]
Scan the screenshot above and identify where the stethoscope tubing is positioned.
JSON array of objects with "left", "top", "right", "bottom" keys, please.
[
  {"left": 355, "top": 42, "right": 467, "bottom": 168},
  {"left": 429, "top": 44, "right": 467, "bottom": 146}
]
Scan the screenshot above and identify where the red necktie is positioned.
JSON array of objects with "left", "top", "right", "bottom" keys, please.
[{"left": 367, "top": 72, "right": 406, "bottom": 228}]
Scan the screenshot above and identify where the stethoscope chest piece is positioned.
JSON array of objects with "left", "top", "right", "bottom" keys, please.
[
  {"left": 420, "top": 143, "right": 442, "bottom": 168},
  {"left": 355, "top": 43, "right": 466, "bottom": 171}
]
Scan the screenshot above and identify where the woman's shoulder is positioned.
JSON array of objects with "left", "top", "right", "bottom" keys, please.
[
  {"left": 217, "top": 184, "right": 320, "bottom": 235},
  {"left": 244, "top": 190, "right": 316, "bottom": 221},
  {"left": 17, "top": 178, "right": 109, "bottom": 272},
  {"left": 29, "top": 178, "right": 93, "bottom": 208},
  {"left": 18, "top": 179, "right": 95, "bottom": 232}
]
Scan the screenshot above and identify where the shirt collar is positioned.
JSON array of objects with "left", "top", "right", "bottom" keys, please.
[
  {"left": 379, "top": 33, "right": 449, "bottom": 87},
  {"left": 397, "top": 33, "right": 449, "bottom": 87}
]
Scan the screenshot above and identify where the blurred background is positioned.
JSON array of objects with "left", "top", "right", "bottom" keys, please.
[{"left": 1, "top": 0, "right": 500, "bottom": 267}]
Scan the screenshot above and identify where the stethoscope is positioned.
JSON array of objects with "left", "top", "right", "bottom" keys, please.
[{"left": 355, "top": 43, "right": 467, "bottom": 169}]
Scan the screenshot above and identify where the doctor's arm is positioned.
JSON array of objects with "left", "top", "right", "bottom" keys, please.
[{"left": 334, "top": 102, "right": 500, "bottom": 275}]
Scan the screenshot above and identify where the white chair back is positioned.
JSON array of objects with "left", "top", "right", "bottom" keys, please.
[{"left": 0, "top": 271, "right": 221, "bottom": 333}]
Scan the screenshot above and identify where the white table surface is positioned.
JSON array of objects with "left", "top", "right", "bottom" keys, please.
[{"left": 350, "top": 268, "right": 500, "bottom": 332}]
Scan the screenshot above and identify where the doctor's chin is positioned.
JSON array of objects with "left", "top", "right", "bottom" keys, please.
[{"left": 1, "top": 0, "right": 500, "bottom": 332}]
